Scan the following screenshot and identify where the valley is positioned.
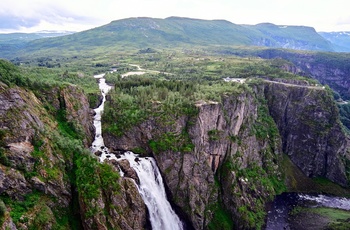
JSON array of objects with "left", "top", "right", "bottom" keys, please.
[{"left": 0, "top": 17, "right": 350, "bottom": 230}]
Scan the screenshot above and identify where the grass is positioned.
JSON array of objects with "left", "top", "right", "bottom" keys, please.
[
  {"left": 312, "top": 208, "right": 350, "bottom": 221},
  {"left": 290, "top": 206, "right": 350, "bottom": 230},
  {"left": 1, "top": 191, "right": 41, "bottom": 224},
  {"left": 0, "top": 199, "right": 5, "bottom": 225},
  {"left": 207, "top": 202, "right": 234, "bottom": 230},
  {"left": 282, "top": 154, "right": 350, "bottom": 197}
]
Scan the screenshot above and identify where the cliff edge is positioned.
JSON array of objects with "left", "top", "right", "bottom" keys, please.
[{"left": 104, "top": 79, "right": 350, "bottom": 229}]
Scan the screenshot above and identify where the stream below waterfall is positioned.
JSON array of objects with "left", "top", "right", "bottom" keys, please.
[{"left": 91, "top": 72, "right": 183, "bottom": 230}]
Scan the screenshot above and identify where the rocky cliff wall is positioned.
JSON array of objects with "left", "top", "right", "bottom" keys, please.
[
  {"left": 104, "top": 86, "right": 285, "bottom": 229},
  {"left": 0, "top": 82, "right": 78, "bottom": 229},
  {"left": 76, "top": 158, "right": 148, "bottom": 230},
  {"left": 104, "top": 80, "right": 350, "bottom": 229},
  {"left": 0, "top": 80, "right": 147, "bottom": 230},
  {"left": 264, "top": 81, "right": 349, "bottom": 186},
  {"left": 38, "top": 85, "right": 95, "bottom": 147},
  {"left": 2, "top": 62, "right": 348, "bottom": 229}
]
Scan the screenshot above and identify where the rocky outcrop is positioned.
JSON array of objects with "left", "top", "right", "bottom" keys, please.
[
  {"left": 0, "top": 60, "right": 147, "bottom": 230},
  {"left": 39, "top": 85, "right": 95, "bottom": 146},
  {"left": 0, "top": 83, "right": 72, "bottom": 228},
  {"left": 78, "top": 160, "right": 148, "bottom": 230},
  {"left": 0, "top": 167, "right": 31, "bottom": 200},
  {"left": 114, "top": 159, "right": 140, "bottom": 184},
  {"left": 264, "top": 81, "right": 349, "bottom": 186},
  {"left": 107, "top": 178, "right": 148, "bottom": 230},
  {"left": 0, "top": 81, "right": 99, "bottom": 229}
]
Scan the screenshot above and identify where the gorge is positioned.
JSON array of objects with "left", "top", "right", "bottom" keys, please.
[
  {"left": 91, "top": 72, "right": 184, "bottom": 230},
  {"left": 101, "top": 66, "right": 350, "bottom": 229},
  {"left": 1, "top": 52, "right": 350, "bottom": 230}
]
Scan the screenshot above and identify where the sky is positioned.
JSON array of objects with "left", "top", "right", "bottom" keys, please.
[{"left": 1, "top": 0, "right": 350, "bottom": 33}]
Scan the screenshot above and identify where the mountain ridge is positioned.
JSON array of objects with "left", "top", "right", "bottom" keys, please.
[
  {"left": 319, "top": 31, "right": 350, "bottom": 52},
  {"left": 0, "top": 17, "right": 337, "bottom": 59}
]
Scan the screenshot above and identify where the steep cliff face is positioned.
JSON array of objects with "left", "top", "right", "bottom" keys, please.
[
  {"left": 0, "top": 82, "right": 78, "bottom": 229},
  {"left": 76, "top": 158, "right": 148, "bottom": 230},
  {"left": 264, "top": 81, "right": 349, "bottom": 186},
  {"left": 0, "top": 78, "right": 147, "bottom": 229},
  {"left": 287, "top": 55, "right": 350, "bottom": 100},
  {"left": 39, "top": 85, "right": 95, "bottom": 146},
  {"left": 105, "top": 87, "right": 284, "bottom": 229},
  {"left": 104, "top": 79, "right": 350, "bottom": 229}
]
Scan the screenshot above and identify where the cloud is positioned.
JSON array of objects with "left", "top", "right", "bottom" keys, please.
[
  {"left": 0, "top": 16, "right": 40, "bottom": 30},
  {"left": 0, "top": 0, "right": 103, "bottom": 32},
  {"left": 337, "top": 16, "right": 350, "bottom": 26},
  {"left": 1, "top": 0, "right": 350, "bottom": 32}
]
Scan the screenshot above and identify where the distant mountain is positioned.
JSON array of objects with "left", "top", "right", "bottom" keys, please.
[
  {"left": 319, "top": 31, "right": 350, "bottom": 52},
  {"left": 0, "top": 17, "right": 336, "bottom": 59},
  {"left": 0, "top": 31, "right": 75, "bottom": 58},
  {"left": 245, "top": 23, "right": 333, "bottom": 51},
  {"left": 0, "top": 31, "right": 74, "bottom": 44}
]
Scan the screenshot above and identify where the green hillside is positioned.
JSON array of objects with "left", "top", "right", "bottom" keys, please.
[
  {"left": 0, "top": 32, "right": 74, "bottom": 58},
  {"left": 245, "top": 23, "right": 333, "bottom": 51},
  {"left": 1, "top": 17, "right": 335, "bottom": 59}
]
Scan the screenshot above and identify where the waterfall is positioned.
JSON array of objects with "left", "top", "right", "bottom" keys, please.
[
  {"left": 120, "top": 152, "right": 183, "bottom": 230},
  {"left": 91, "top": 72, "right": 183, "bottom": 230},
  {"left": 91, "top": 73, "right": 111, "bottom": 153}
]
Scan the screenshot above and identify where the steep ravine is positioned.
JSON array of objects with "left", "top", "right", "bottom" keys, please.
[
  {"left": 104, "top": 79, "right": 350, "bottom": 229},
  {"left": 87, "top": 73, "right": 183, "bottom": 230},
  {"left": 1, "top": 58, "right": 349, "bottom": 229}
]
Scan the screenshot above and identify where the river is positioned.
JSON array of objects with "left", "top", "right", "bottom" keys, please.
[
  {"left": 265, "top": 192, "right": 350, "bottom": 230},
  {"left": 91, "top": 72, "right": 183, "bottom": 230}
]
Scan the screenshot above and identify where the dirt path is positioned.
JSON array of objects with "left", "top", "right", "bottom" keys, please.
[
  {"left": 262, "top": 79, "right": 325, "bottom": 90},
  {"left": 121, "top": 64, "right": 173, "bottom": 78}
]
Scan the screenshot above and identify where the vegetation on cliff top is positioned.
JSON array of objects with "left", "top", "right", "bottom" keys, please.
[
  {"left": 101, "top": 51, "right": 316, "bottom": 137},
  {"left": 1, "top": 42, "right": 350, "bottom": 230}
]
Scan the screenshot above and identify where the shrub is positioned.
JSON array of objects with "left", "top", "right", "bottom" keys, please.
[
  {"left": 207, "top": 203, "right": 234, "bottom": 230},
  {"left": 0, "top": 199, "right": 6, "bottom": 217}
]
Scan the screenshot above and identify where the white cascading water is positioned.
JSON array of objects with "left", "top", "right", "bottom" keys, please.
[
  {"left": 119, "top": 152, "right": 183, "bottom": 230},
  {"left": 91, "top": 73, "right": 112, "bottom": 153},
  {"left": 91, "top": 72, "right": 183, "bottom": 230}
]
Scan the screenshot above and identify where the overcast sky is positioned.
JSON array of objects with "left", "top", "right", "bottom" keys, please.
[{"left": 1, "top": 0, "right": 350, "bottom": 33}]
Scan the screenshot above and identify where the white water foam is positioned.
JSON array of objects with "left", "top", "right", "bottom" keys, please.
[
  {"left": 120, "top": 152, "right": 183, "bottom": 230},
  {"left": 91, "top": 73, "right": 112, "bottom": 153},
  {"left": 298, "top": 194, "right": 350, "bottom": 210}
]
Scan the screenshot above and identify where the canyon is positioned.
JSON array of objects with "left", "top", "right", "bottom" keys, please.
[{"left": 0, "top": 58, "right": 349, "bottom": 229}]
